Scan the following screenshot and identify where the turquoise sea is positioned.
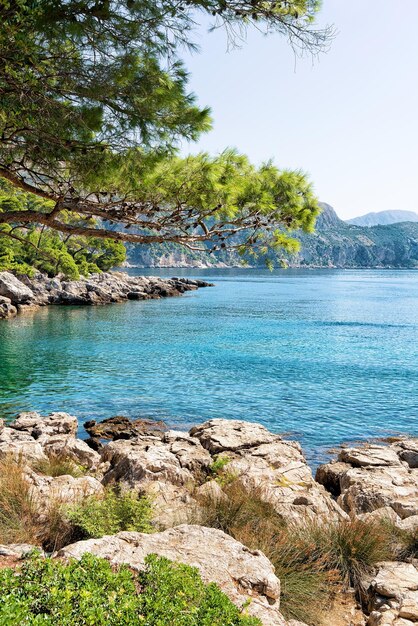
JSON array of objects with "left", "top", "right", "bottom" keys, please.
[{"left": 1, "top": 268, "right": 417, "bottom": 464}]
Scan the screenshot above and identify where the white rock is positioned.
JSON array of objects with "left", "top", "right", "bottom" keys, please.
[
  {"left": 57, "top": 524, "right": 285, "bottom": 625},
  {"left": 0, "top": 271, "right": 34, "bottom": 303}
]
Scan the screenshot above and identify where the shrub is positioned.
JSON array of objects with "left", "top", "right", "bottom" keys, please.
[
  {"left": 32, "top": 453, "right": 85, "bottom": 478},
  {"left": 194, "top": 480, "right": 396, "bottom": 623},
  {"left": 0, "top": 553, "right": 260, "bottom": 625},
  {"left": 137, "top": 554, "right": 261, "bottom": 625},
  {"left": 66, "top": 487, "right": 153, "bottom": 538}
]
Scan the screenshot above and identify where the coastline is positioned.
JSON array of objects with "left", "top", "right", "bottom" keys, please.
[
  {"left": 1, "top": 411, "right": 418, "bottom": 626},
  {"left": 0, "top": 270, "right": 213, "bottom": 320}
]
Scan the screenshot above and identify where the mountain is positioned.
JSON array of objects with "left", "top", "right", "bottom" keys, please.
[
  {"left": 347, "top": 210, "right": 418, "bottom": 226},
  {"left": 126, "top": 203, "right": 418, "bottom": 269}
]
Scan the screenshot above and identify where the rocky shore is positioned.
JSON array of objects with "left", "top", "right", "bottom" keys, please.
[
  {"left": 1, "top": 412, "right": 417, "bottom": 625},
  {"left": 0, "top": 270, "right": 212, "bottom": 319}
]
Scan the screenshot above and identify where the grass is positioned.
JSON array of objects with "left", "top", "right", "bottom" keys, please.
[
  {"left": 32, "top": 452, "right": 86, "bottom": 478},
  {"left": 0, "top": 457, "right": 154, "bottom": 551},
  {"left": 0, "top": 456, "right": 40, "bottom": 545},
  {"left": 194, "top": 478, "right": 395, "bottom": 624}
]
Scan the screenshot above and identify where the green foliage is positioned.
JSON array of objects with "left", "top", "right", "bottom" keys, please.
[
  {"left": 209, "top": 454, "right": 231, "bottom": 476},
  {"left": 0, "top": 182, "right": 126, "bottom": 277},
  {"left": 0, "top": 553, "right": 260, "bottom": 625},
  {"left": 0, "top": 553, "right": 143, "bottom": 625},
  {"left": 137, "top": 554, "right": 261, "bottom": 625},
  {"left": 0, "top": 0, "right": 325, "bottom": 261},
  {"left": 66, "top": 487, "right": 153, "bottom": 538},
  {"left": 295, "top": 519, "right": 393, "bottom": 587}
]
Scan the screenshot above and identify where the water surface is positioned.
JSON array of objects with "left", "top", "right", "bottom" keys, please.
[{"left": 1, "top": 268, "right": 417, "bottom": 464}]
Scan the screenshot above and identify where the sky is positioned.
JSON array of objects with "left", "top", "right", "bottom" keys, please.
[{"left": 180, "top": 1, "right": 418, "bottom": 220}]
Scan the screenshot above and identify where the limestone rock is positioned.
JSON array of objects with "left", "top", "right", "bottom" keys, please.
[
  {"left": 317, "top": 440, "right": 418, "bottom": 519},
  {"left": 363, "top": 561, "right": 418, "bottom": 625},
  {"left": 0, "top": 544, "right": 44, "bottom": 558},
  {"left": 84, "top": 415, "right": 166, "bottom": 441},
  {"left": 57, "top": 524, "right": 285, "bottom": 626},
  {"left": 0, "top": 271, "right": 34, "bottom": 303},
  {"left": 190, "top": 418, "right": 276, "bottom": 453},
  {"left": 0, "top": 426, "right": 47, "bottom": 462},
  {"left": 0, "top": 271, "right": 213, "bottom": 318},
  {"left": 10, "top": 411, "right": 78, "bottom": 440},
  {"left": 43, "top": 435, "right": 100, "bottom": 470},
  {"left": 26, "top": 469, "right": 103, "bottom": 511},
  {"left": 340, "top": 445, "right": 402, "bottom": 467},
  {"left": 191, "top": 419, "right": 346, "bottom": 524},
  {"left": 0, "top": 295, "right": 17, "bottom": 319}
]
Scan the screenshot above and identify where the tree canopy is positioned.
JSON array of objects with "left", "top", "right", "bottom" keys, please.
[{"left": 0, "top": 0, "right": 330, "bottom": 267}]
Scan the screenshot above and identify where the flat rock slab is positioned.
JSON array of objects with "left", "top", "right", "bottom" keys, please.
[{"left": 57, "top": 524, "right": 286, "bottom": 626}]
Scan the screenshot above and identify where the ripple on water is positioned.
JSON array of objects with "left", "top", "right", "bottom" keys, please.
[{"left": 0, "top": 268, "right": 417, "bottom": 466}]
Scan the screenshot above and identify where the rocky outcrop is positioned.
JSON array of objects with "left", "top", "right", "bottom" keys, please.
[
  {"left": 0, "top": 411, "right": 103, "bottom": 507},
  {"left": 84, "top": 415, "right": 167, "bottom": 443},
  {"left": 316, "top": 439, "right": 418, "bottom": 521},
  {"left": 0, "top": 270, "right": 212, "bottom": 318},
  {"left": 57, "top": 524, "right": 286, "bottom": 626},
  {"left": 361, "top": 561, "right": 418, "bottom": 625},
  {"left": 190, "top": 419, "right": 346, "bottom": 524},
  {"left": 93, "top": 418, "right": 345, "bottom": 526}
]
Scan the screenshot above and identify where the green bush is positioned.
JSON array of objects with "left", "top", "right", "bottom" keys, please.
[
  {"left": 0, "top": 553, "right": 260, "bottom": 625},
  {"left": 137, "top": 554, "right": 261, "bottom": 625},
  {"left": 66, "top": 487, "right": 153, "bottom": 538}
]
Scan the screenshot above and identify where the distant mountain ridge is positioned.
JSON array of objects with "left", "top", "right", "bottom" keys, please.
[
  {"left": 347, "top": 210, "right": 418, "bottom": 227},
  {"left": 127, "top": 202, "right": 418, "bottom": 269}
]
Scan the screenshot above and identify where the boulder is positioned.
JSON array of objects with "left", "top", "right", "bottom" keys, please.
[
  {"left": 10, "top": 411, "right": 78, "bottom": 440},
  {"left": 190, "top": 419, "right": 346, "bottom": 524},
  {"left": 0, "top": 544, "right": 44, "bottom": 558},
  {"left": 57, "top": 524, "right": 285, "bottom": 626},
  {"left": 26, "top": 469, "right": 103, "bottom": 511},
  {"left": 0, "top": 271, "right": 34, "bottom": 304},
  {"left": 101, "top": 431, "right": 213, "bottom": 527},
  {"left": 43, "top": 434, "right": 101, "bottom": 470},
  {"left": 84, "top": 415, "right": 166, "bottom": 441},
  {"left": 317, "top": 440, "right": 418, "bottom": 519},
  {"left": 0, "top": 295, "right": 17, "bottom": 319},
  {"left": 0, "top": 426, "right": 47, "bottom": 462},
  {"left": 362, "top": 562, "right": 418, "bottom": 625}
]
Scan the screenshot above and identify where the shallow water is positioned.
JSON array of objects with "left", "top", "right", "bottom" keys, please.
[{"left": 1, "top": 268, "right": 417, "bottom": 464}]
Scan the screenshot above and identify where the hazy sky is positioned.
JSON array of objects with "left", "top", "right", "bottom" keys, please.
[{"left": 181, "top": 1, "right": 418, "bottom": 219}]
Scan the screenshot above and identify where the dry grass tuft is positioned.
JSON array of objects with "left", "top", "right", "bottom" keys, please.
[
  {"left": 193, "top": 479, "right": 395, "bottom": 624},
  {"left": 0, "top": 456, "right": 40, "bottom": 545},
  {"left": 32, "top": 452, "right": 85, "bottom": 478}
]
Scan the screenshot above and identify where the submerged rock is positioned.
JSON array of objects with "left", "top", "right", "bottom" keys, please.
[{"left": 57, "top": 524, "right": 285, "bottom": 626}]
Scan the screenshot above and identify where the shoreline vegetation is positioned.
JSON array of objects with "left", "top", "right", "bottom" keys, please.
[{"left": 0, "top": 412, "right": 417, "bottom": 625}]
